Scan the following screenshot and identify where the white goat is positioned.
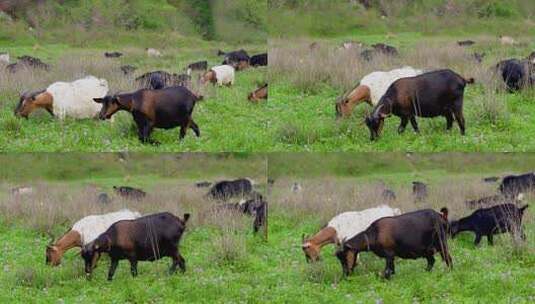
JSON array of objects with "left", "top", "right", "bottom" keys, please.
[
  {"left": 302, "top": 204, "right": 401, "bottom": 262},
  {"left": 360, "top": 66, "right": 424, "bottom": 106},
  {"left": 46, "top": 209, "right": 141, "bottom": 266},
  {"left": 146, "top": 48, "right": 162, "bottom": 57},
  {"left": 202, "top": 65, "right": 235, "bottom": 86},
  {"left": 15, "top": 75, "right": 108, "bottom": 119},
  {"left": 337, "top": 66, "right": 423, "bottom": 117}
]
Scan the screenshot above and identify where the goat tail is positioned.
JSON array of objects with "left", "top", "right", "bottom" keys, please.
[{"left": 519, "top": 204, "right": 529, "bottom": 213}]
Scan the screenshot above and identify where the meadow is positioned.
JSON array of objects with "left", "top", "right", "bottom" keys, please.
[
  {"left": 268, "top": 33, "right": 535, "bottom": 152},
  {"left": 267, "top": 154, "right": 535, "bottom": 303},
  {"left": 1, "top": 153, "right": 534, "bottom": 303},
  {"left": 0, "top": 40, "right": 268, "bottom": 152},
  {"left": 0, "top": 153, "right": 273, "bottom": 303}
]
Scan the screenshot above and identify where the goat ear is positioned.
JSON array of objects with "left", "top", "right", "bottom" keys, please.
[
  {"left": 93, "top": 98, "right": 104, "bottom": 103},
  {"left": 183, "top": 213, "right": 191, "bottom": 223}
]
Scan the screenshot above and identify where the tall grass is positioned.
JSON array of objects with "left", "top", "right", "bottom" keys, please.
[
  {"left": 271, "top": 174, "right": 534, "bottom": 261},
  {"left": 0, "top": 180, "right": 261, "bottom": 263}
]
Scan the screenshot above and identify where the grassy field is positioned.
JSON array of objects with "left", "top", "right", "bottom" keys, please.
[
  {"left": 0, "top": 154, "right": 273, "bottom": 303},
  {"left": 268, "top": 33, "right": 535, "bottom": 152},
  {"left": 267, "top": 154, "right": 535, "bottom": 303},
  {"left": 0, "top": 38, "right": 267, "bottom": 152},
  {"left": 1, "top": 153, "right": 534, "bottom": 303}
]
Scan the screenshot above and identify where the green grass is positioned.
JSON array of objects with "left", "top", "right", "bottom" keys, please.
[
  {"left": 1, "top": 160, "right": 534, "bottom": 303},
  {"left": 0, "top": 41, "right": 268, "bottom": 152},
  {"left": 268, "top": 33, "right": 535, "bottom": 152}
]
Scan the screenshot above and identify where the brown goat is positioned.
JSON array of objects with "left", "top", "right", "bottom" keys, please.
[{"left": 248, "top": 84, "right": 268, "bottom": 102}]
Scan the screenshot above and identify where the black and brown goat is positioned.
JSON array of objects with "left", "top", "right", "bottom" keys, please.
[
  {"left": 94, "top": 86, "right": 202, "bottom": 144},
  {"left": 365, "top": 69, "right": 473, "bottom": 140},
  {"left": 81, "top": 212, "right": 190, "bottom": 281},
  {"left": 336, "top": 209, "right": 452, "bottom": 279}
]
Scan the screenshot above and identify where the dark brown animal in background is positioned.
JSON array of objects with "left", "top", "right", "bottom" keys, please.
[
  {"left": 104, "top": 52, "right": 123, "bottom": 58},
  {"left": 6, "top": 55, "right": 50, "bottom": 73},
  {"left": 81, "top": 212, "right": 190, "bottom": 281},
  {"left": 336, "top": 209, "right": 452, "bottom": 279},
  {"left": 120, "top": 65, "right": 137, "bottom": 75},
  {"left": 248, "top": 84, "right": 268, "bottom": 102},
  {"left": 94, "top": 86, "right": 202, "bottom": 144},
  {"left": 457, "top": 40, "right": 475, "bottom": 46},
  {"left": 413, "top": 181, "right": 428, "bottom": 202},
  {"left": 113, "top": 186, "right": 146, "bottom": 200}
]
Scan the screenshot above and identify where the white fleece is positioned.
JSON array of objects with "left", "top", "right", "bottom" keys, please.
[
  {"left": 47, "top": 75, "right": 108, "bottom": 119},
  {"left": 147, "top": 48, "right": 162, "bottom": 57},
  {"left": 211, "top": 65, "right": 235, "bottom": 86},
  {"left": 72, "top": 209, "right": 141, "bottom": 245},
  {"left": 360, "top": 66, "right": 423, "bottom": 106},
  {"left": 328, "top": 205, "right": 402, "bottom": 242},
  {"left": 0, "top": 53, "right": 9, "bottom": 64}
]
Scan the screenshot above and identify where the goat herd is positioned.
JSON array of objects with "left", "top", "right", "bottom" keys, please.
[
  {"left": 302, "top": 172, "right": 532, "bottom": 279},
  {"left": 42, "top": 178, "right": 267, "bottom": 281},
  {"left": 37, "top": 172, "right": 533, "bottom": 282},
  {"left": 333, "top": 40, "right": 535, "bottom": 141},
  {"left": 5, "top": 48, "right": 267, "bottom": 144}
]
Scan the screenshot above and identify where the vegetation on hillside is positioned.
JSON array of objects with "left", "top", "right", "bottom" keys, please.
[
  {"left": 0, "top": 0, "right": 267, "bottom": 45},
  {"left": 268, "top": 0, "right": 535, "bottom": 37}
]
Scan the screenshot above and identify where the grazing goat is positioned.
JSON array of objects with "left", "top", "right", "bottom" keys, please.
[
  {"left": 94, "top": 86, "right": 201, "bottom": 144},
  {"left": 104, "top": 52, "right": 123, "bottom": 58},
  {"left": 113, "top": 186, "right": 146, "bottom": 200},
  {"left": 15, "top": 76, "right": 108, "bottom": 119},
  {"left": 10, "top": 186, "right": 33, "bottom": 196},
  {"left": 221, "top": 49, "right": 250, "bottom": 66},
  {"left": 6, "top": 55, "right": 50, "bottom": 73},
  {"left": 464, "top": 194, "right": 523, "bottom": 209},
  {"left": 449, "top": 204, "right": 529, "bottom": 245},
  {"left": 207, "top": 178, "right": 253, "bottom": 200},
  {"left": 82, "top": 212, "right": 190, "bottom": 280},
  {"left": 146, "top": 48, "right": 162, "bottom": 57},
  {"left": 248, "top": 84, "right": 268, "bottom": 102},
  {"left": 457, "top": 40, "right": 475, "bottom": 46},
  {"left": 499, "top": 173, "right": 535, "bottom": 197},
  {"left": 302, "top": 205, "right": 401, "bottom": 263},
  {"left": 412, "top": 181, "right": 428, "bottom": 202},
  {"left": 382, "top": 189, "right": 396, "bottom": 201},
  {"left": 499, "top": 35, "right": 516, "bottom": 45},
  {"left": 187, "top": 61, "right": 208, "bottom": 75},
  {"left": 335, "top": 66, "right": 423, "bottom": 118},
  {"left": 250, "top": 53, "right": 268, "bottom": 67},
  {"left": 213, "top": 195, "right": 267, "bottom": 233},
  {"left": 495, "top": 59, "right": 534, "bottom": 92},
  {"left": 135, "top": 71, "right": 189, "bottom": 90},
  {"left": 96, "top": 193, "right": 111, "bottom": 204},
  {"left": 195, "top": 181, "right": 212, "bottom": 188},
  {"left": 483, "top": 176, "right": 500, "bottom": 183},
  {"left": 201, "top": 65, "right": 235, "bottom": 86},
  {"left": 46, "top": 209, "right": 140, "bottom": 266},
  {"left": 365, "top": 69, "right": 473, "bottom": 140},
  {"left": 120, "top": 65, "right": 137, "bottom": 75},
  {"left": 336, "top": 209, "right": 452, "bottom": 278}
]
